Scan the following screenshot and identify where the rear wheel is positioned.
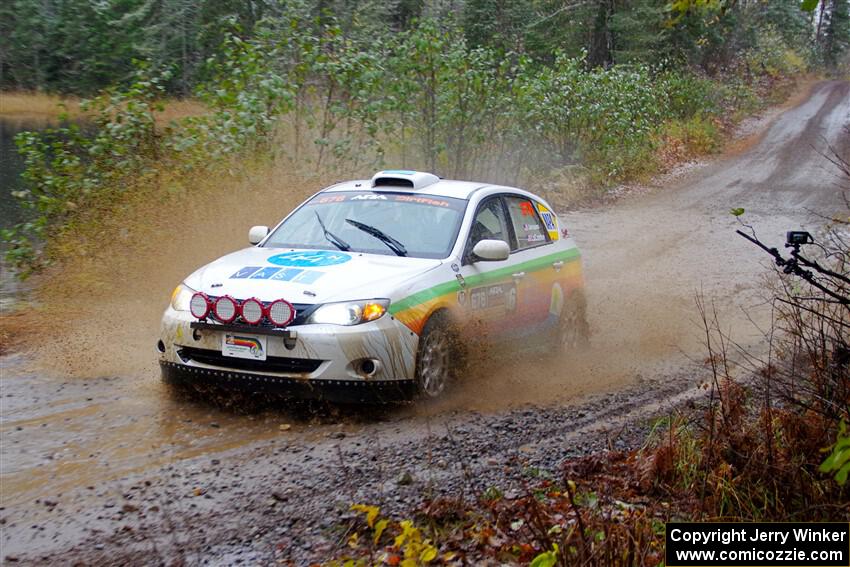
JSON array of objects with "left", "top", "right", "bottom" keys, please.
[
  {"left": 553, "top": 291, "right": 590, "bottom": 351},
  {"left": 415, "top": 313, "right": 460, "bottom": 399}
]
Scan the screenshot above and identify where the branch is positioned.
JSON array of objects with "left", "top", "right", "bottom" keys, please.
[{"left": 736, "top": 230, "right": 850, "bottom": 306}]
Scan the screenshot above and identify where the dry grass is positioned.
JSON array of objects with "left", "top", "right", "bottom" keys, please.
[
  {"left": 155, "top": 98, "right": 208, "bottom": 123},
  {"left": 0, "top": 91, "right": 207, "bottom": 126},
  {"left": 0, "top": 91, "right": 83, "bottom": 124}
]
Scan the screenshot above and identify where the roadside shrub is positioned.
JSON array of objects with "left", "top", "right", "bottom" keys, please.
[
  {"left": 745, "top": 26, "right": 808, "bottom": 79},
  {"left": 658, "top": 115, "right": 722, "bottom": 165},
  {"left": 384, "top": 20, "right": 517, "bottom": 179},
  {"left": 515, "top": 54, "right": 668, "bottom": 183},
  {"left": 2, "top": 67, "right": 171, "bottom": 276},
  {"left": 188, "top": 30, "right": 295, "bottom": 158},
  {"left": 656, "top": 71, "right": 720, "bottom": 119}
]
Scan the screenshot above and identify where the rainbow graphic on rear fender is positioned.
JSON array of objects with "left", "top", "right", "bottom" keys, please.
[{"left": 389, "top": 249, "right": 583, "bottom": 335}]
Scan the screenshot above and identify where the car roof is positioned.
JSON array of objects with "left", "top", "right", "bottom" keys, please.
[
  {"left": 320, "top": 170, "right": 511, "bottom": 200},
  {"left": 322, "top": 178, "right": 488, "bottom": 200}
]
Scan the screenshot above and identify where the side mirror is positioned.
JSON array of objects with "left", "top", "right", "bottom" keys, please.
[
  {"left": 248, "top": 225, "right": 270, "bottom": 245},
  {"left": 471, "top": 239, "right": 510, "bottom": 262}
]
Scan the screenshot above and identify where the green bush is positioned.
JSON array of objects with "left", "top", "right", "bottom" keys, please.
[
  {"left": 745, "top": 26, "right": 809, "bottom": 79},
  {"left": 3, "top": 66, "right": 171, "bottom": 276}
]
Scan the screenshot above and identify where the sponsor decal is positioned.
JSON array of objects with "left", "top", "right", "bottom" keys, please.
[
  {"left": 267, "top": 251, "right": 351, "bottom": 267},
  {"left": 223, "top": 333, "right": 268, "bottom": 360},
  {"left": 269, "top": 268, "right": 304, "bottom": 281},
  {"left": 535, "top": 202, "right": 560, "bottom": 241},
  {"left": 527, "top": 233, "right": 546, "bottom": 242},
  {"left": 228, "top": 266, "right": 325, "bottom": 284},
  {"left": 226, "top": 335, "right": 264, "bottom": 356},
  {"left": 315, "top": 194, "right": 346, "bottom": 204},
  {"left": 469, "top": 282, "right": 517, "bottom": 312},
  {"left": 249, "top": 267, "right": 282, "bottom": 279},
  {"left": 549, "top": 283, "right": 564, "bottom": 317},
  {"left": 291, "top": 270, "right": 324, "bottom": 284},
  {"left": 307, "top": 191, "right": 465, "bottom": 210},
  {"left": 540, "top": 211, "right": 556, "bottom": 231},
  {"left": 394, "top": 194, "right": 452, "bottom": 208},
  {"left": 231, "top": 266, "right": 263, "bottom": 279},
  {"left": 520, "top": 201, "right": 536, "bottom": 216}
]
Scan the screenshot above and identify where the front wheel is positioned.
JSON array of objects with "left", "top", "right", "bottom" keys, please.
[{"left": 414, "top": 314, "right": 460, "bottom": 399}]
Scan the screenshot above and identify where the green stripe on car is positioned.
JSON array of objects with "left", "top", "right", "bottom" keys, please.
[{"left": 389, "top": 249, "right": 581, "bottom": 314}]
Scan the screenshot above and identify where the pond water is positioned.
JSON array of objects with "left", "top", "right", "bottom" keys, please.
[{"left": 0, "top": 117, "right": 33, "bottom": 230}]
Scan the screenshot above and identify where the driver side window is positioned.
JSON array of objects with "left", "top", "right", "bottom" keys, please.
[{"left": 464, "top": 197, "right": 510, "bottom": 262}]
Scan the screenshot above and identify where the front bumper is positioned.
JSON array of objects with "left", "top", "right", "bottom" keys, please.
[
  {"left": 160, "top": 361, "right": 416, "bottom": 402},
  {"left": 159, "top": 306, "right": 419, "bottom": 401}
]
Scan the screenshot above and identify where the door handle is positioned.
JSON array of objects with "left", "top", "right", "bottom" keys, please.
[
  {"left": 552, "top": 261, "right": 564, "bottom": 271},
  {"left": 512, "top": 271, "right": 526, "bottom": 279}
]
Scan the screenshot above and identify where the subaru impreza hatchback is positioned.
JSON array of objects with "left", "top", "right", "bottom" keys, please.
[{"left": 160, "top": 170, "right": 586, "bottom": 402}]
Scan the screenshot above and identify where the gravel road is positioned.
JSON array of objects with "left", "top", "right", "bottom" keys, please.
[{"left": 1, "top": 80, "right": 848, "bottom": 565}]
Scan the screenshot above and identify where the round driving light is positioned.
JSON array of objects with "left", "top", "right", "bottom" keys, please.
[
  {"left": 190, "top": 292, "right": 211, "bottom": 319},
  {"left": 213, "top": 295, "right": 238, "bottom": 323},
  {"left": 240, "top": 297, "right": 264, "bottom": 325},
  {"left": 267, "top": 299, "right": 295, "bottom": 327}
]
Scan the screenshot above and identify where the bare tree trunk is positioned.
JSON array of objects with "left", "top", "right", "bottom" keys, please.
[{"left": 587, "top": 0, "right": 614, "bottom": 68}]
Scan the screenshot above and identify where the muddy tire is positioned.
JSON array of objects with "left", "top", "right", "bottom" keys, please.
[
  {"left": 414, "top": 313, "right": 461, "bottom": 400},
  {"left": 552, "top": 291, "right": 590, "bottom": 352}
]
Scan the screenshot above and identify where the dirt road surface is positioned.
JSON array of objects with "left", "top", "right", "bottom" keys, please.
[{"left": 1, "top": 80, "right": 848, "bottom": 565}]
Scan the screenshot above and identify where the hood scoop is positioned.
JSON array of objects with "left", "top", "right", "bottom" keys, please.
[{"left": 371, "top": 170, "right": 440, "bottom": 190}]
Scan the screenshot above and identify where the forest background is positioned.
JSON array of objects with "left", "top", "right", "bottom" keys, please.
[{"left": 1, "top": 0, "right": 848, "bottom": 274}]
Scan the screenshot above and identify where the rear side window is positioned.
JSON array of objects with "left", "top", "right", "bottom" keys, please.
[{"left": 505, "top": 196, "right": 549, "bottom": 250}]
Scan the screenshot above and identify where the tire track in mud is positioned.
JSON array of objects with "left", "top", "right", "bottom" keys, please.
[{"left": 1, "top": 80, "right": 848, "bottom": 564}]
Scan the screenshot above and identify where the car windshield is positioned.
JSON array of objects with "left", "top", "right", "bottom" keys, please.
[{"left": 263, "top": 191, "right": 467, "bottom": 259}]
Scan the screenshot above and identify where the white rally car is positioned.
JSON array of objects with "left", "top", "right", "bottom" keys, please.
[{"left": 159, "top": 170, "right": 586, "bottom": 402}]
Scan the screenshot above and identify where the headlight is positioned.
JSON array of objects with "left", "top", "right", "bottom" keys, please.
[
  {"left": 170, "top": 283, "right": 195, "bottom": 311},
  {"left": 307, "top": 299, "right": 389, "bottom": 326}
]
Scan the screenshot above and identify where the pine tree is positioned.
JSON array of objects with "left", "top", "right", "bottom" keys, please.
[
  {"left": 822, "top": 0, "right": 850, "bottom": 67},
  {"left": 610, "top": 0, "right": 671, "bottom": 65},
  {"left": 462, "top": 0, "right": 533, "bottom": 53}
]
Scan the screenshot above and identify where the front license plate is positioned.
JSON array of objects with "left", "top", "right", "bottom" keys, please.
[{"left": 222, "top": 333, "right": 268, "bottom": 361}]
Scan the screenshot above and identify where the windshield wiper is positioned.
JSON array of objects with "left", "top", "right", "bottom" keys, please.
[
  {"left": 315, "top": 211, "right": 350, "bottom": 251},
  {"left": 345, "top": 218, "right": 407, "bottom": 257}
]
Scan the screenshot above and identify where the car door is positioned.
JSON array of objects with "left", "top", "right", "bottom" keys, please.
[
  {"left": 457, "top": 195, "right": 517, "bottom": 336},
  {"left": 501, "top": 194, "right": 558, "bottom": 334}
]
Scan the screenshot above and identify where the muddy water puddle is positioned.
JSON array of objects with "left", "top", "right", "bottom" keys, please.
[
  {"left": 0, "top": 340, "right": 660, "bottom": 513},
  {"left": 0, "top": 356, "right": 382, "bottom": 510}
]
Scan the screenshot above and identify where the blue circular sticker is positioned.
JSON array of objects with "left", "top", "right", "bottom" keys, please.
[{"left": 267, "top": 251, "right": 352, "bottom": 267}]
